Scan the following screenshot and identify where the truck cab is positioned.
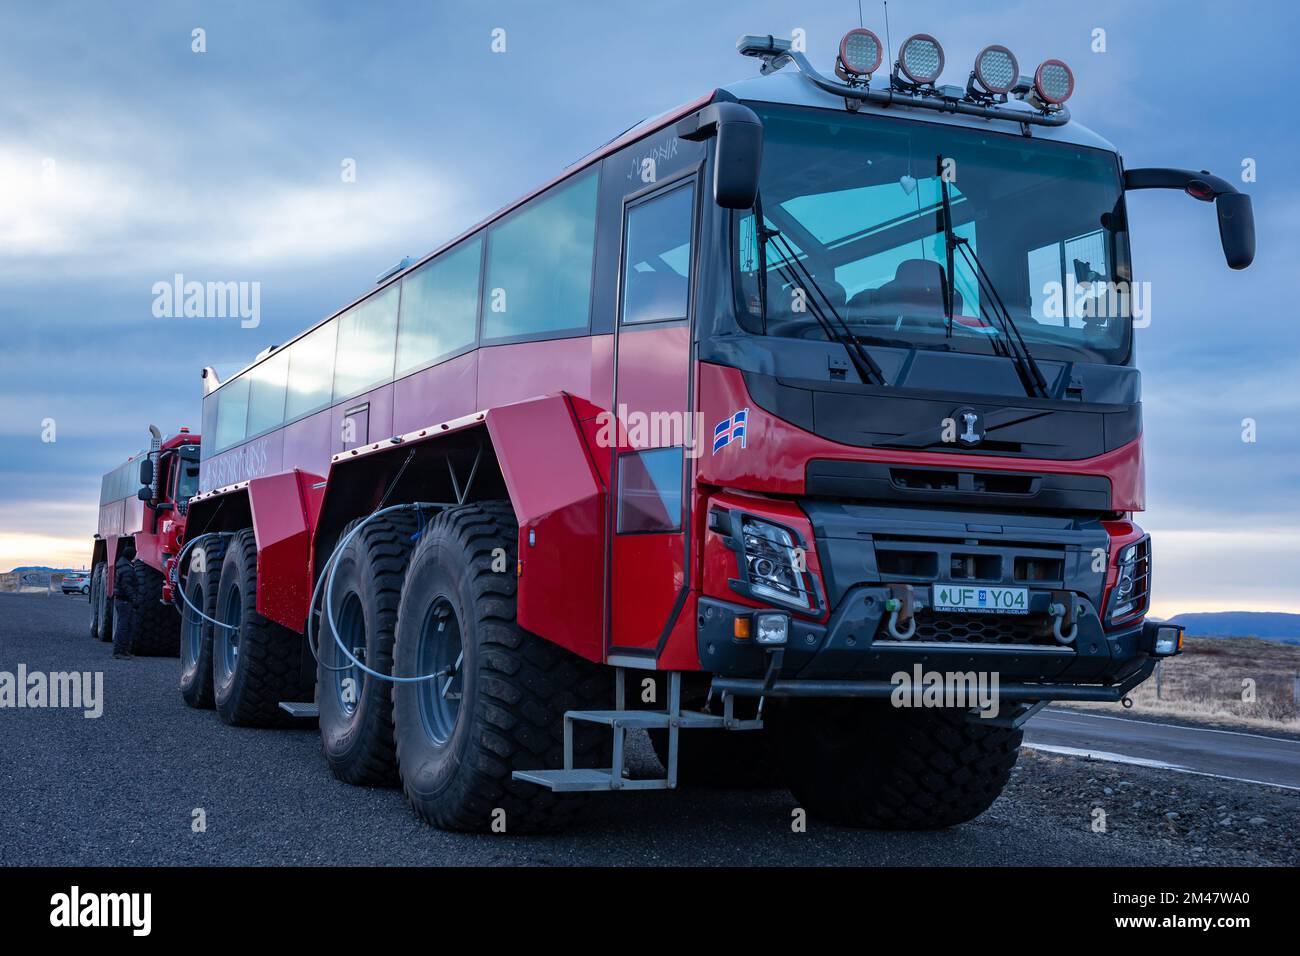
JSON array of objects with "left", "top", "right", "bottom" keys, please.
[{"left": 89, "top": 426, "right": 201, "bottom": 655}]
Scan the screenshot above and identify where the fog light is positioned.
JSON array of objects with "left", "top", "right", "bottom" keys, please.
[
  {"left": 974, "top": 44, "right": 1019, "bottom": 95},
  {"left": 754, "top": 612, "right": 789, "bottom": 646},
  {"left": 1033, "top": 58, "right": 1074, "bottom": 105},
  {"left": 838, "top": 27, "right": 883, "bottom": 77},
  {"left": 898, "top": 33, "right": 945, "bottom": 85},
  {"left": 1153, "top": 625, "right": 1182, "bottom": 656}
]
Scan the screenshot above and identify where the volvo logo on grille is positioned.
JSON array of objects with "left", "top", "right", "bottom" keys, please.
[{"left": 953, "top": 407, "right": 985, "bottom": 446}]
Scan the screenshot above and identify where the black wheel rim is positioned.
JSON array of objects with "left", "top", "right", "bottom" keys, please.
[
  {"left": 217, "top": 583, "right": 241, "bottom": 682},
  {"left": 416, "top": 596, "right": 464, "bottom": 747},
  {"left": 182, "top": 581, "right": 205, "bottom": 674},
  {"left": 333, "top": 591, "right": 366, "bottom": 718}
]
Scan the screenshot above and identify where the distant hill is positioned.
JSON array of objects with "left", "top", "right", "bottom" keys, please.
[
  {"left": 7, "top": 566, "right": 76, "bottom": 574},
  {"left": 1168, "top": 612, "right": 1300, "bottom": 644}
]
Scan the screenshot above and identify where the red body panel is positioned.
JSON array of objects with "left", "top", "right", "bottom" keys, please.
[
  {"left": 489, "top": 395, "right": 606, "bottom": 663},
  {"left": 246, "top": 470, "right": 323, "bottom": 631},
  {"left": 695, "top": 362, "right": 1146, "bottom": 512}
]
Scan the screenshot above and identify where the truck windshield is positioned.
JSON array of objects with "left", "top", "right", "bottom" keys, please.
[{"left": 735, "top": 103, "right": 1133, "bottom": 365}]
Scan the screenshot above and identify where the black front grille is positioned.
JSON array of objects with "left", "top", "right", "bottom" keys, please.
[{"left": 888, "top": 610, "right": 1056, "bottom": 646}]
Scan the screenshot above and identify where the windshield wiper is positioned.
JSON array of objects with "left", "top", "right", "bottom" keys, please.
[
  {"left": 753, "top": 192, "right": 887, "bottom": 386},
  {"left": 937, "top": 157, "right": 1051, "bottom": 399}
]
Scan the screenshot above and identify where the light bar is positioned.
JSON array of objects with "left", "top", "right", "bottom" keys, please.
[
  {"left": 974, "top": 44, "right": 1019, "bottom": 95},
  {"left": 1034, "top": 58, "right": 1074, "bottom": 105},
  {"left": 838, "top": 27, "right": 882, "bottom": 77},
  {"left": 898, "top": 33, "right": 944, "bottom": 85}
]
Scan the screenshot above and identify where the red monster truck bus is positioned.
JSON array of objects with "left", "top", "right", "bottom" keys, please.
[
  {"left": 180, "top": 28, "right": 1253, "bottom": 831},
  {"left": 90, "top": 426, "right": 202, "bottom": 655}
]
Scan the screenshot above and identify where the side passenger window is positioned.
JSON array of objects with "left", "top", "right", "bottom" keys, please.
[
  {"left": 483, "top": 170, "right": 598, "bottom": 341},
  {"left": 621, "top": 182, "right": 695, "bottom": 325}
]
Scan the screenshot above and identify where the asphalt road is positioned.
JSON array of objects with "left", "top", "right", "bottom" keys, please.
[
  {"left": 1, "top": 591, "right": 1293, "bottom": 866},
  {"left": 1025, "top": 709, "right": 1300, "bottom": 791}
]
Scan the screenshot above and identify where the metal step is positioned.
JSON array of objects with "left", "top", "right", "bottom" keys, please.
[
  {"left": 563, "top": 709, "right": 729, "bottom": 730},
  {"left": 511, "top": 768, "right": 671, "bottom": 793},
  {"left": 512, "top": 669, "right": 765, "bottom": 794},
  {"left": 279, "top": 701, "right": 319, "bottom": 718}
]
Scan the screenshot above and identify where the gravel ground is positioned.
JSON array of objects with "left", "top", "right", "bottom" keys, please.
[{"left": 1, "top": 591, "right": 1294, "bottom": 866}]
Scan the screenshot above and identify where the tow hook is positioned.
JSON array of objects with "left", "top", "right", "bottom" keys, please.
[
  {"left": 1049, "top": 592, "right": 1078, "bottom": 644},
  {"left": 884, "top": 584, "right": 917, "bottom": 640}
]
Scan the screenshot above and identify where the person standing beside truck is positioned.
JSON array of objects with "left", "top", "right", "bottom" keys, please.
[{"left": 112, "top": 544, "right": 138, "bottom": 660}]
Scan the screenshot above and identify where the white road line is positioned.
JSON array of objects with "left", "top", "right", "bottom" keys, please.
[
  {"left": 1023, "top": 742, "right": 1300, "bottom": 792},
  {"left": 1042, "top": 707, "right": 1300, "bottom": 745}
]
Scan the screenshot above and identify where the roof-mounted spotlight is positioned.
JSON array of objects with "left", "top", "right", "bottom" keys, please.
[
  {"left": 896, "top": 33, "right": 945, "bottom": 85},
  {"left": 836, "top": 27, "right": 883, "bottom": 80},
  {"left": 972, "top": 44, "right": 1019, "bottom": 96},
  {"left": 1033, "top": 58, "right": 1075, "bottom": 107}
]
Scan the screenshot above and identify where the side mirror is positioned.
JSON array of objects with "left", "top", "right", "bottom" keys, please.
[
  {"left": 1215, "top": 192, "right": 1255, "bottom": 271},
  {"left": 137, "top": 485, "right": 153, "bottom": 502},
  {"left": 139, "top": 458, "right": 153, "bottom": 486},
  {"left": 677, "top": 102, "right": 763, "bottom": 210},
  {"left": 1124, "top": 167, "right": 1255, "bottom": 270}
]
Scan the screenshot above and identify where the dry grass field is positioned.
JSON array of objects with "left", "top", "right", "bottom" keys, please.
[{"left": 1063, "top": 636, "right": 1300, "bottom": 734}]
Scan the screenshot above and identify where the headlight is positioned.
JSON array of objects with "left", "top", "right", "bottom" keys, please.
[
  {"left": 1107, "top": 537, "right": 1151, "bottom": 626},
  {"left": 740, "top": 516, "right": 811, "bottom": 610}
]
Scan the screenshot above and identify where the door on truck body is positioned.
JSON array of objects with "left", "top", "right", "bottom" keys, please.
[{"left": 606, "top": 169, "right": 701, "bottom": 665}]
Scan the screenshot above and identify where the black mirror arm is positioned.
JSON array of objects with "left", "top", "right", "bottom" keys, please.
[
  {"left": 1124, "top": 167, "right": 1255, "bottom": 270},
  {"left": 1122, "top": 167, "right": 1241, "bottom": 201},
  {"left": 675, "top": 101, "right": 760, "bottom": 142}
]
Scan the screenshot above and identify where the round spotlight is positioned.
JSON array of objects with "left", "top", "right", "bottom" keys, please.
[
  {"left": 898, "top": 33, "right": 945, "bottom": 85},
  {"left": 974, "top": 44, "right": 1019, "bottom": 95},
  {"left": 1034, "top": 58, "right": 1075, "bottom": 105},
  {"left": 838, "top": 27, "right": 883, "bottom": 76}
]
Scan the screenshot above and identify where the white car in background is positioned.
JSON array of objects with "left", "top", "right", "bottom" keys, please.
[{"left": 61, "top": 572, "right": 91, "bottom": 595}]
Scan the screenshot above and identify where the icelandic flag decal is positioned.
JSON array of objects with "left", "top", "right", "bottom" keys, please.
[{"left": 712, "top": 408, "right": 749, "bottom": 454}]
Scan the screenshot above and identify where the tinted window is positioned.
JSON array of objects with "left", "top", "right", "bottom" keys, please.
[
  {"left": 483, "top": 170, "right": 597, "bottom": 341},
  {"left": 396, "top": 236, "right": 481, "bottom": 375},
  {"left": 285, "top": 320, "right": 337, "bottom": 420},
  {"left": 622, "top": 183, "right": 694, "bottom": 324},
  {"left": 334, "top": 285, "right": 399, "bottom": 400},
  {"left": 735, "top": 104, "right": 1132, "bottom": 365},
  {"left": 201, "top": 391, "right": 218, "bottom": 459},
  {"left": 616, "top": 448, "right": 684, "bottom": 533},
  {"left": 214, "top": 375, "right": 251, "bottom": 451},
  {"left": 245, "top": 349, "right": 289, "bottom": 437}
]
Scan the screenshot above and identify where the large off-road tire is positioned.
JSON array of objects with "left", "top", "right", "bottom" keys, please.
[
  {"left": 179, "top": 536, "right": 229, "bottom": 709},
  {"left": 89, "top": 564, "right": 104, "bottom": 639},
  {"left": 91, "top": 564, "right": 113, "bottom": 643},
  {"left": 318, "top": 512, "right": 420, "bottom": 787},
  {"left": 770, "top": 699, "right": 1022, "bottom": 829},
  {"left": 130, "top": 560, "right": 181, "bottom": 657},
  {"left": 213, "top": 529, "right": 312, "bottom": 727},
  {"left": 392, "top": 501, "right": 610, "bottom": 833}
]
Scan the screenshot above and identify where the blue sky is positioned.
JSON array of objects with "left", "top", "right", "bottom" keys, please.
[{"left": 0, "top": 0, "right": 1296, "bottom": 614}]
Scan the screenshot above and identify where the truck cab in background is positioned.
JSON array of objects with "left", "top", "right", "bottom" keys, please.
[{"left": 89, "top": 426, "right": 201, "bottom": 655}]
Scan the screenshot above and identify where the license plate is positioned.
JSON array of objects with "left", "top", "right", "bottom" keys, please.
[{"left": 932, "top": 584, "right": 1029, "bottom": 615}]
